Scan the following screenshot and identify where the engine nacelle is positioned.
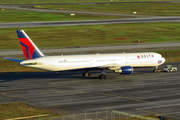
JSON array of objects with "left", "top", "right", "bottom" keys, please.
[
  {"left": 121, "top": 66, "right": 133, "bottom": 74},
  {"left": 114, "top": 69, "right": 122, "bottom": 73}
]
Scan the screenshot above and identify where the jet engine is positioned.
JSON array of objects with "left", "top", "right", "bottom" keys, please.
[
  {"left": 121, "top": 66, "right": 133, "bottom": 74},
  {"left": 113, "top": 66, "right": 133, "bottom": 74}
]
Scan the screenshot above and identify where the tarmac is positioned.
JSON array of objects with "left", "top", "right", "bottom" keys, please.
[{"left": 0, "top": 62, "right": 180, "bottom": 119}]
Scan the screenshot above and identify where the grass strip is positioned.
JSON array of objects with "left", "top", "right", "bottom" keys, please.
[
  {"left": 34, "top": 3, "right": 180, "bottom": 16},
  {"left": 0, "top": 102, "right": 168, "bottom": 120},
  {"left": 0, "top": 0, "right": 179, "bottom": 4},
  {"left": 0, "top": 50, "right": 180, "bottom": 73},
  {"left": 0, "top": 102, "right": 59, "bottom": 120},
  {"left": 0, "top": 59, "right": 45, "bottom": 73},
  {"left": 156, "top": 50, "right": 180, "bottom": 63},
  {"left": 1, "top": 23, "right": 180, "bottom": 49}
]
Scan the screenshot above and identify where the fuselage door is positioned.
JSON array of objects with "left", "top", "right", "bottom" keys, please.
[
  {"left": 91, "top": 59, "right": 95, "bottom": 66},
  {"left": 125, "top": 57, "right": 128, "bottom": 63},
  {"left": 52, "top": 60, "right": 55, "bottom": 67}
]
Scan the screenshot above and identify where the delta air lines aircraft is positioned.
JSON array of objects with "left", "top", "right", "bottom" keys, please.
[{"left": 4, "top": 30, "right": 165, "bottom": 79}]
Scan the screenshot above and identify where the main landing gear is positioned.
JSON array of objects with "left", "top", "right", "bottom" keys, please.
[
  {"left": 82, "top": 71, "right": 91, "bottom": 77},
  {"left": 98, "top": 74, "right": 107, "bottom": 79},
  {"left": 82, "top": 69, "right": 108, "bottom": 79},
  {"left": 98, "top": 69, "right": 107, "bottom": 79}
]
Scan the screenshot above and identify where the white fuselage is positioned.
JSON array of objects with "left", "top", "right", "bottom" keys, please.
[{"left": 20, "top": 52, "right": 165, "bottom": 71}]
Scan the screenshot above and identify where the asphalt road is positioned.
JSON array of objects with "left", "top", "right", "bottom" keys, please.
[
  {"left": 0, "top": 62, "right": 180, "bottom": 119},
  {"left": 1, "top": 1, "right": 180, "bottom": 6},
  {"left": 1, "top": 17, "right": 180, "bottom": 28}
]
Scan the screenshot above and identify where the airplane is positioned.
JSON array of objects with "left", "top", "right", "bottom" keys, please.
[{"left": 4, "top": 30, "right": 166, "bottom": 79}]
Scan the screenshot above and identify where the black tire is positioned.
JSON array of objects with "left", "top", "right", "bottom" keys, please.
[
  {"left": 85, "top": 72, "right": 89, "bottom": 77},
  {"left": 103, "top": 75, "right": 107, "bottom": 79},
  {"left": 99, "top": 74, "right": 107, "bottom": 79},
  {"left": 99, "top": 75, "right": 102, "bottom": 79},
  {"left": 153, "top": 70, "right": 157, "bottom": 73},
  {"left": 101, "top": 75, "right": 104, "bottom": 79},
  {"left": 88, "top": 73, "right": 91, "bottom": 77}
]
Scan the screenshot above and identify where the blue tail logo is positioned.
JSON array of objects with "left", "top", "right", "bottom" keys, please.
[{"left": 16, "top": 30, "right": 44, "bottom": 60}]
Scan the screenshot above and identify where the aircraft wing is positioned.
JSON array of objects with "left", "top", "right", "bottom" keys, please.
[
  {"left": 100, "top": 63, "right": 121, "bottom": 70},
  {"left": 59, "top": 63, "right": 121, "bottom": 72}
]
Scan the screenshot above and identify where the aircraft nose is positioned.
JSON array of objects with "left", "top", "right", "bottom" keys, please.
[{"left": 162, "top": 57, "right": 166, "bottom": 63}]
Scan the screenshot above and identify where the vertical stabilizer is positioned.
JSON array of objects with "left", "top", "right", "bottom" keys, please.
[{"left": 16, "top": 30, "right": 44, "bottom": 60}]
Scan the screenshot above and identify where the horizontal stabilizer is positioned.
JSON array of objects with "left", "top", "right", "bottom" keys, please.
[{"left": 4, "top": 57, "right": 24, "bottom": 63}]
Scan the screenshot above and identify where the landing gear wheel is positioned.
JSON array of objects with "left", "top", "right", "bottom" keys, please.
[
  {"left": 82, "top": 72, "right": 91, "bottom": 77},
  {"left": 82, "top": 73, "right": 85, "bottom": 76},
  {"left": 85, "top": 72, "right": 88, "bottom": 77},
  {"left": 98, "top": 74, "right": 107, "bottom": 79},
  {"left": 103, "top": 75, "right": 107, "bottom": 79},
  {"left": 89, "top": 73, "right": 91, "bottom": 77},
  {"left": 99, "top": 75, "right": 102, "bottom": 79},
  {"left": 86, "top": 73, "right": 91, "bottom": 77}
]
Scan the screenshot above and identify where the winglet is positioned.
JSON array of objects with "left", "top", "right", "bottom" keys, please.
[{"left": 16, "top": 30, "right": 44, "bottom": 60}]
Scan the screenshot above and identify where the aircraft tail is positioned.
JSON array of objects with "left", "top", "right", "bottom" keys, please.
[{"left": 16, "top": 30, "right": 44, "bottom": 60}]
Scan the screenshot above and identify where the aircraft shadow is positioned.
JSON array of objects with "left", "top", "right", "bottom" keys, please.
[
  {"left": 0, "top": 71, "right": 104, "bottom": 83},
  {"left": 0, "top": 68, "right": 157, "bottom": 84}
]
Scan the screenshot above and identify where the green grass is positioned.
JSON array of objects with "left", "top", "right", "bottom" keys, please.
[
  {"left": 0, "top": 9, "right": 123, "bottom": 23},
  {"left": 0, "top": 0, "right": 179, "bottom": 4},
  {"left": 1, "top": 23, "right": 180, "bottom": 49},
  {"left": 0, "top": 102, "right": 58, "bottom": 120},
  {"left": 0, "top": 59, "right": 45, "bottom": 72},
  {"left": 34, "top": 3, "right": 180, "bottom": 16},
  {"left": 157, "top": 50, "right": 180, "bottom": 62}
]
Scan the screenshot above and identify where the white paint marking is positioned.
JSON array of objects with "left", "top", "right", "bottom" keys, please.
[{"left": 136, "top": 103, "right": 180, "bottom": 110}]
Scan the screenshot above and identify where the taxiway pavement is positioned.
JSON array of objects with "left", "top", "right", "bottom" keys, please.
[
  {"left": 0, "top": 17, "right": 180, "bottom": 29},
  {"left": 0, "top": 62, "right": 180, "bottom": 119}
]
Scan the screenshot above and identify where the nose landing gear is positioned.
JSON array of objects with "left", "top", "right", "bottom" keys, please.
[{"left": 153, "top": 66, "right": 158, "bottom": 73}]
